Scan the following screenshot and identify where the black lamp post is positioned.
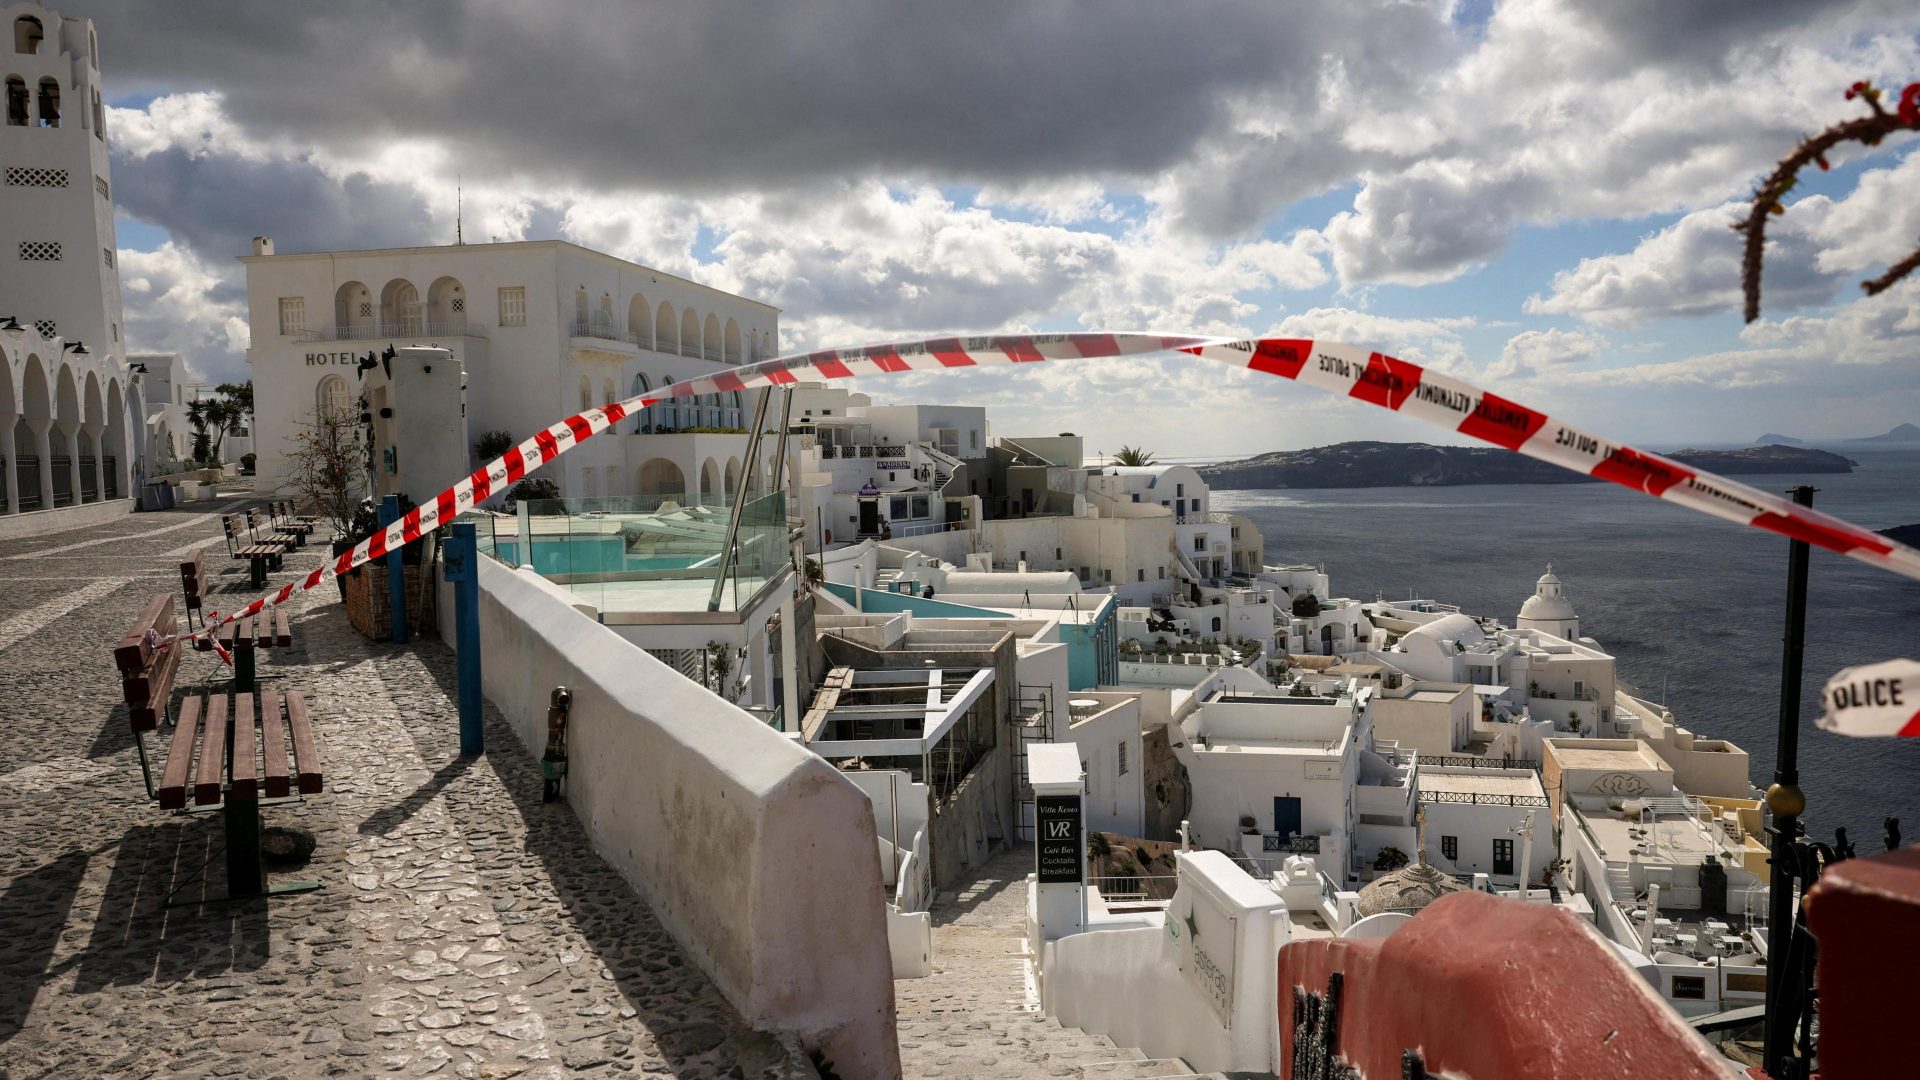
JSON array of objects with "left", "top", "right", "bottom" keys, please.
[{"left": 1763, "top": 485, "right": 1815, "bottom": 1078}]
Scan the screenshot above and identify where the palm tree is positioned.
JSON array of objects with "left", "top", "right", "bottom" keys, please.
[{"left": 1112, "top": 444, "right": 1156, "bottom": 467}]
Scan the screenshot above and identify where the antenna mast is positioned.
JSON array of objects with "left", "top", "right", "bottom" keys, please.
[{"left": 456, "top": 175, "right": 463, "bottom": 245}]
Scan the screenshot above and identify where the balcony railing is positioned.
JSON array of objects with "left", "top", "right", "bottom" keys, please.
[
  {"left": 1418, "top": 790, "right": 1551, "bottom": 807},
  {"left": 295, "top": 322, "right": 484, "bottom": 342},
  {"left": 1417, "top": 754, "right": 1542, "bottom": 772}
]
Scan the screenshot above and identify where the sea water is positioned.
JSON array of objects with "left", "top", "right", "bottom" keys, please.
[{"left": 1211, "top": 448, "right": 1920, "bottom": 845}]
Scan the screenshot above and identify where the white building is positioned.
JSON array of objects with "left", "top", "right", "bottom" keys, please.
[
  {"left": 2, "top": 1, "right": 140, "bottom": 522},
  {"left": 127, "top": 350, "right": 188, "bottom": 466},
  {"left": 242, "top": 238, "right": 780, "bottom": 506}
]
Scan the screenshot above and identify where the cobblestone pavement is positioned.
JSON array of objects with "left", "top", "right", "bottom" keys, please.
[
  {"left": 894, "top": 846, "right": 1199, "bottom": 1079},
  {"left": 0, "top": 498, "right": 810, "bottom": 1079}
]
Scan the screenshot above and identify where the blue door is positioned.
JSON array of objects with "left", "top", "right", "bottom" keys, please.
[{"left": 1273, "top": 797, "right": 1302, "bottom": 842}]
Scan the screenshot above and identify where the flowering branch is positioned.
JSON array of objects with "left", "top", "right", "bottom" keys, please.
[{"left": 1739, "top": 80, "right": 1920, "bottom": 323}]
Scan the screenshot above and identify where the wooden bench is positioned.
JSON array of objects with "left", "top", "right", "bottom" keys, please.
[
  {"left": 223, "top": 513, "right": 288, "bottom": 589},
  {"left": 152, "top": 690, "right": 325, "bottom": 901},
  {"left": 249, "top": 505, "right": 304, "bottom": 551},
  {"left": 113, "top": 593, "right": 185, "bottom": 751},
  {"left": 196, "top": 610, "right": 294, "bottom": 693},
  {"left": 178, "top": 550, "right": 206, "bottom": 630},
  {"left": 272, "top": 501, "right": 319, "bottom": 538}
]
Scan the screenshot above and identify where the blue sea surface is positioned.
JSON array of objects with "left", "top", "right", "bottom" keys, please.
[{"left": 1211, "top": 448, "right": 1920, "bottom": 844}]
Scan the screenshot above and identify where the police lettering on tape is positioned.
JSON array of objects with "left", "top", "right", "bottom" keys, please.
[
  {"left": 177, "top": 331, "right": 1920, "bottom": 654},
  {"left": 1818, "top": 659, "right": 1920, "bottom": 738}
]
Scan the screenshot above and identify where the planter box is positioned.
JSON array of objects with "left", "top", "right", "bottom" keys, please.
[{"left": 344, "top": 559, "right": 437, "bottom": 639}]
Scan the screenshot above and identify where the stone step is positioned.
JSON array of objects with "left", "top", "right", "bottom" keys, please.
[{"left": 1074, "top": 1057, "right": 1202, "bottom": 1077}]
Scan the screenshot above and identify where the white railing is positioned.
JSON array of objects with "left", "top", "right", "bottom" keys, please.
[{"left": 296, "top": 321, "right": 482, "bottom": 342}]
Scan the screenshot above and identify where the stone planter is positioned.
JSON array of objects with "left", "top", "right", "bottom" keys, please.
[{"left": 344, "top": 559, "right": 436, "bottom": 640}]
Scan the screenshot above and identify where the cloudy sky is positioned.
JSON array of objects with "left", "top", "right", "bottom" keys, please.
[{"left": 92, "top": 0, "right": 1920, "bottom": 458}]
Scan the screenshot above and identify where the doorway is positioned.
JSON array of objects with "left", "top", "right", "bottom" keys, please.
[{"left": 1273, "top": 796, "right": 1302, "bottom": 843}]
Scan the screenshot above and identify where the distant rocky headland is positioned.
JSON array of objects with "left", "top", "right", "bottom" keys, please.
[
  {"left": 1884, "top": 523, "right": 1920, "bottom": 547},
  {"left": 1755, "top": 422, "right": 1920, "bottom": 446},
  {"left": 1198, "top": 441, "right": 1858, "bottom": 489}
]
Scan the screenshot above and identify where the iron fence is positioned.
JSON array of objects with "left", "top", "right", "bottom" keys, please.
[{"left": 1418, "top": 790, "right": 1550, "bottom": 807}]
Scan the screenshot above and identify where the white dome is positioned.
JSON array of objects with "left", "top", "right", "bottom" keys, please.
[{"left": 1519, "top": 592, "right": 1577, "bottom": 622}]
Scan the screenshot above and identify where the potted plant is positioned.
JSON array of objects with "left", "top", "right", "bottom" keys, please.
[
  {"left": 1239, "top": 814, "right": 1259, "bottom": 835},
  {"left": 1568, "top": 713, "right": 1583, "bottom": 734},
  {"left": 1374, "top": 846, "right": 1409, "bottom": 872}
]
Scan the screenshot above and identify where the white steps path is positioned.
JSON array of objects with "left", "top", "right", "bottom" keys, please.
[{"left": 894, "top": 844, "right": 1218, "bottom": 1078}]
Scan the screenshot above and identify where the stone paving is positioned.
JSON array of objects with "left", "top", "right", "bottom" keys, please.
[
  {"left": 894, "top": 846, "right": 1200, "bottom": 1079},
  {"left": 0, "top": 497, "right": 811, "bottom": 1079}
]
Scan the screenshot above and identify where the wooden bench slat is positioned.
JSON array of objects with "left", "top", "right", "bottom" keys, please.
[
  {"left": 286, "top": 692, "right": 323, "bottom": 795},
  {"left": 261, "top": 690, "right": 290, "bottom": 799},
  {"left": 230, "top": 693, "right": 258, "bottom": 802},
  {"left": 255, "top": 616, "right": 273, "bottom": 648},
  {"left": 274, "top": 609, "right": 292, "bottom": 647},
  {"left": 113, "top": 593, "right": 173, "bottom": 672},
  {"left": 158, "top": 695, "right": 202, "bottom": 811},
  {"left": 194, "top": 694, "right": 229, "bottom": 806},
  {"left": 129, "top": 633, "right": 180, "bottom": 734}
]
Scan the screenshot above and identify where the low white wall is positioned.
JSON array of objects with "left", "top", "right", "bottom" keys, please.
[
  {"left": 465, "top": 558, "right": 900, "bottom": 1077},
  {"left": 887, "top": 907, "right": 933, "bottom": 979},
  {"left": 1043, "top": 851, "right": 1288, "bottom": 1073},
  {"left": 0, "top": 496, "right": 133, "bottom": 540}
]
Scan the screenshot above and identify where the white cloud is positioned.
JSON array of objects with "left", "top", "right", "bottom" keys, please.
[
  {"left": 1265, "top": 307, "right": 1478, "bottom": 374},
  {"left": 1529, "top": 150, "right": 1920, "bottom": 327},
  {"left": 1485, "top": 327, "right": 1607, "bottom": 381},
  {"left": 118, "top": 243, "right": 249, "bottom": 375}
]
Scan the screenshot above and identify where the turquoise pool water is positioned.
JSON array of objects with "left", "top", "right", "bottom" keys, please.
[{"left": 490, "top": 537, "right": 710, "bottom": 575}]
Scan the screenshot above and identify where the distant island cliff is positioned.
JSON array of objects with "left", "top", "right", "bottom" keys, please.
[
  {"left": 1753, "top": 422, "right": 1920, "bottom": 446},
  {"left": 1198, "top": 441, "right": 1858, "bottom": 489}
]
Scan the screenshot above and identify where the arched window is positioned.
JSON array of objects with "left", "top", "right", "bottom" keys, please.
[
  {"left": 317, "top": 375, "right": 352, "bottom": 420},
  {"left": 723, "top": 319, "right": 741, "bottom": 363},
  {"left": 655, "top": 301, "right": 676, "bottom": 352},
  {"left": 704, "top": 313, "right": 722, "bottom": 362},
  {"left": 574, "top": 287, "right": 589, "bottom": 334},
  {"left": 630, "top": 373, "right": 652, "bottom": 433},
  {"left": 380, "top": 279, "right": 420, "bottom": 335},
  {"left": 35, "top": 77, "right": 56, "bottom": 127},
  {"left": 5, "top": 77, "right": 26, "bottom": 127},
  {"left": 628, "top": 293, "right": 652, "bottom": 348},
  {"left": 592, "top": 293, "right": 613, "bottom": 337},
  {"left": 680, "top": 308, "right": 700, "bottom": 358},
  {"left": 578, "top": 376, "right": 591, "bottom": 412},
  {"left": 15, "top": 16, "right": 43, "bottom": 55},
  {"left": 601, "top": 378, "right": 614, "bottom": 416},
  {"left": 427, "top": 276, "right": 465, "bottom": 330},
  {"left": 336, "top": 281, "right": 373, "bottom": 332},
  {"left": 659, "top": 377, "right": 677, "bottom": 429},
  {"left": 1211, "top": 617, "right": 1222, "bottom": 634}
]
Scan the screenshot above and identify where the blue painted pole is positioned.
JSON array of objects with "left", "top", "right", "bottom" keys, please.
[
  {"left": 379, "top": 494, "right": 408, "bottom": 644},
  {"left": 447, "top": 521, "right": 484, "bottom": 756}
]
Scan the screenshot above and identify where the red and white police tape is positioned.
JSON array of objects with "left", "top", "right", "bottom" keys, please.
[
  {"left": 1819, "top": 659, "right": 1920, "bottom": 738},
  {"left": 180, "top": 332, "right": 1920, "bottom": 721}
]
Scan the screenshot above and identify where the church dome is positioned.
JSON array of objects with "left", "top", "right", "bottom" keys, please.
[
  {"left": 1354, "top": 860, "right": 1471, "bottom": 917},
  {"left": 1518, "top": 564, "right": 1577, "bottom": 625}
]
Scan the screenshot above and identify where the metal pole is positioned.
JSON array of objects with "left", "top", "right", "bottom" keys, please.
[
  {"left": 448, "top": 521, "right": 484, "bottom": 756},
  {"left": 1763, "top": 484, "right": 1814, "bottom": 1076},
  {"left": 379, "top": 494, "right": 408, "bottom": 644},
  {"left": 707, "top": 387, "right": 775, "bottom": 612},
  {"left": 769, "top": 385, "right": 795, "bottom": 501}
]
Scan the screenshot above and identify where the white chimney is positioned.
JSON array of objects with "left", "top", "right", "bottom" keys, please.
[{"left": 252, "top": 236, "right": 275, "bottom": 256}]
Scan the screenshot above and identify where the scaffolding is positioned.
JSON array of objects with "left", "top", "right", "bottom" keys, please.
[{"left": 1010, "top": 682, "right": 1055, "bottom": 842}]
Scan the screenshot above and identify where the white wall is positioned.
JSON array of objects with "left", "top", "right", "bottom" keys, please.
[
  {"left": 457, "top": 558, "right": 898, "bottom": 1076},
  {"left": 1043, "top": 851, "right": 1289, "bottom": 1073},
  {"left": 1055, "top": 695, "right": 1146, "bottom": 837}
]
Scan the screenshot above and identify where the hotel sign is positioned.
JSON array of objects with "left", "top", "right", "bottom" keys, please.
[
  {"left": 304, "top": 351, "right": 361, "bottom": 366},
  {"left": 1035, "top": 795, "right": 1083, "bottom": 884}
]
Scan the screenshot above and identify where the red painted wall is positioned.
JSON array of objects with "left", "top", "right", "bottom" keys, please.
[{"left": 1277, "top": 891, "right": 1726, "bottom": 1079}]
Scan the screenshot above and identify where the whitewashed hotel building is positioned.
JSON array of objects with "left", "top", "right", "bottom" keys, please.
[{"left": 242, "top": 239, "right": 780, "bottom": 504}]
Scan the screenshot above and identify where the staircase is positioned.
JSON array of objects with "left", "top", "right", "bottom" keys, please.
[
  {"left": 920, "top": 441, "right": 965, "bottom": 492},
  {"left": 1606, "top": 863, "right": 1634, "bottom": 900},
  {"left": 896, "top": 844, "right": 1215, "bottom": 1078}
]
